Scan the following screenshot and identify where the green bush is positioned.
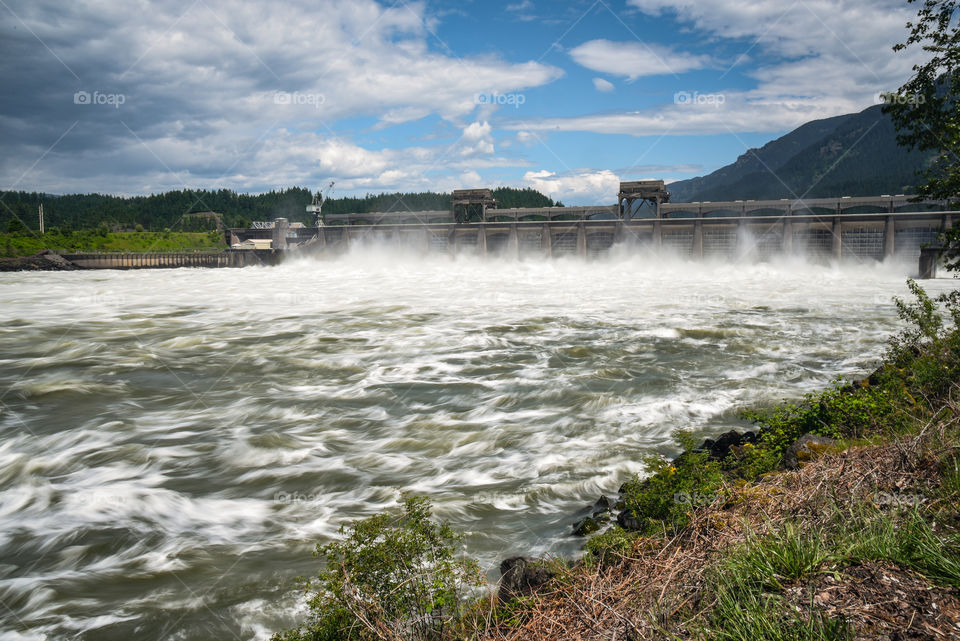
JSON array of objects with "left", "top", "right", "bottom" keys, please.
[
  {"left": 583, "top": 525, "right": 634, "bottom": 562},
  {"left": 273, "top": 495, "right": 485, "bottom": 641},
  {"left": 619, "top": 432, "right": 725, "bottom": 535}
]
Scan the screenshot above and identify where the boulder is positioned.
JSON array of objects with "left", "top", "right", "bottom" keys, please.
[
  {"left": 498, "top": 556, "right": 555, "bottom": 602},
  {"left": 616, "top": 509, "right": 644, "bottom": 531},
  {"left": 592, "top": 495, "right": 612, "bottom": 516},
  {"left": 572, "top": 516, "right": 601, "bottom": 536},
  {"left": 698, "top": 430, "right": 758, "bottom": 460},
  {"left": 783, "top": 433, "right": 836, "bottom": 470}
]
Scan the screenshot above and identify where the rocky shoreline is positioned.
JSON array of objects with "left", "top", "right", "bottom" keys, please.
[
  {"left": 498, "top": 426, "right": 839, "bottom": 603},
  {"left": 0, "top": 250, "right": 79, "bottom": 272}
]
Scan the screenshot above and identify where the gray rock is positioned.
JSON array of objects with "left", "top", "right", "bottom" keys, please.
[
  {"left": 783, "top": 433, "right": 836, "bottom": 469},
  {"left": 617, "top": 509, "right": 643, "bottom": 531},
  {"left": 498, "top": 556, "right": 555, "bottom": 602}
]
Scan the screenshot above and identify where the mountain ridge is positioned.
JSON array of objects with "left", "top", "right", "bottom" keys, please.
[{"left": 667, "top": 104, "right": 935, "bottom": 202}]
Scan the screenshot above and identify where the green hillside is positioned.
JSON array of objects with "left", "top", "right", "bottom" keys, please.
[
  {"left": 0, "top": 187, "right": 559, "bottom": 234},
  {"left": 669, "top": 105, "right": 937, "bottom": 202}
]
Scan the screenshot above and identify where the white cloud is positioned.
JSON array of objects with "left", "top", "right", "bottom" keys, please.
[
  {"left": 507, "top": 0, "right": 534, "bottom": 11},
  {"left": 570, "top": 40, "right": 710, "bottom": 80},
  {"left": 592, "top": 78, "right": 615, "bottom": 93},
  {"left": 516, "top": 131, "right": 537, "bottom": 145},
  {"left": 460, "top": 170, "right": 483, "bottom": 185},
  {"left": 625, "top": 0, "right": 924, "bottom": 100},
  {"left": 508, "top": 92, "right": 845, "bottom": 136},
  {"left": 525, "top": 0, "right": 928, "bottom": 136},
  {"left": 523, "top": 169, "right": 621, "bottom": 204},
  {"left": 460, "top": 121, "right": 495, "bottom": 157},
  {"left": 0, "top": 0, "right": 562, "bottom": 195}
]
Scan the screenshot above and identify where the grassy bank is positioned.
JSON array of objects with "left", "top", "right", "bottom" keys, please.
[
  {"left": 0, "top": 230, "right": 225, "bottom": 257},
  {"left": 272, "top": 280, "right": 960, "bottom": 641}
]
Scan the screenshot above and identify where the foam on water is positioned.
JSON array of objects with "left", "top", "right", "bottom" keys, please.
[{"left": 0, "top": 251, "right": 955, "bottom": 639}]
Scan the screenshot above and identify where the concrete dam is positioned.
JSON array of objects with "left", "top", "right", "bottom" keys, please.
[{"left": 229, "top": 182, "right": 956, "bottom": 266}]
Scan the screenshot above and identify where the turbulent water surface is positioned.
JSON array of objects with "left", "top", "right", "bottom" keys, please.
[{"left": 0, "top": 251, "right": 955, "bottom": 640}]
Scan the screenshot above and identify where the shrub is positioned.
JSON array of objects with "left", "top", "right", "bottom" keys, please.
[
  {"left": 584, "top": 525, "right": 634, "bottom": 562},
  {"left": 273, "top": 495, "right": 485, "bottom": 641},
  {"left": 619, "top": 431, "right": 725, "bottom": 535}
]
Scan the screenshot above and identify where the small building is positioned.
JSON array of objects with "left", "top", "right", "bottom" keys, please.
[{"left": 231, "top": 238, "right": 272, "bottom": 250}]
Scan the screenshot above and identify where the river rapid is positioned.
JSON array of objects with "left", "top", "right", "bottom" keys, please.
[{"left": 0, "top": 250, "right": 955, "bottom": 640}]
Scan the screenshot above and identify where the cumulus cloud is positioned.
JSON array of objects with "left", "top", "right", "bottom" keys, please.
[
  {"left": 0, "top": 0, "right": 561, "bottom": 195},
  {"left": 570, "top": 40, "right": 710, "bottom": 79},
  {"left": 534, "top": 0, "right": 927, "bottom": 136},
  {"left": 523, "top": 169, "right": 622, "bottom": 204},
  {"left": 459, "top": 121, "right": 495, "bottom": 157}
]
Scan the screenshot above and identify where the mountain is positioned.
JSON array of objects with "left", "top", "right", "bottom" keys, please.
[{"left": 667, "top": 105, "right": 936, "bottom": 202}]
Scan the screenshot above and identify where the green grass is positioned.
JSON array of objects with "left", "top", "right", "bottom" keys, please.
[
  {"left": 1, "top": 230, "right": 225, "bottom": 256},
  {"left": 698, "top": 469, "right": 960, "bottom": 640},
  {"left": 723, "top": 523, "right": 830, "bottom": 591},
  {"left": 708, "top": 582, "right": 853, "bottom": 641}
]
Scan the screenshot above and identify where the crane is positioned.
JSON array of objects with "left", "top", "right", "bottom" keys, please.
[{"left": 306, "top": 181, "right": 335, "bottom": 227}]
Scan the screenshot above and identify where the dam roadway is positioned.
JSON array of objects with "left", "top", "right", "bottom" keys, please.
[{"left": 230, "top": 188, "right": 957, "bottom": 266}]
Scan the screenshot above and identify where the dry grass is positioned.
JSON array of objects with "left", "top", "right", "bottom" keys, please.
[{"left": 478, "top": 430, "right": 960, "bottom": 641}]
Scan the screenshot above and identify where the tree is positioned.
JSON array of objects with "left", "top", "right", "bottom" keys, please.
[
  {"left": 273, "top": 495, "right": 485, "bottom": 641},
  {"left": 6, "top": 218, "right": 27, "bottom": 234},
  {"left": 885, "top": 0, "right": 960, "bottom": 268}
]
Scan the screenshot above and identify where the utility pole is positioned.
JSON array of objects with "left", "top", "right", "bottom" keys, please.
[{"left": 38, "top": 203, "right": 44, "bottom": 234}]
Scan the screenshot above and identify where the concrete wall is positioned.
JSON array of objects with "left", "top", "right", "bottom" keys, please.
[
  {"left": 290, "top": 211, "right": 954, "bottom": 263},
  {"left": 59, "top": 250, "right": 275, "bottom": 270}
]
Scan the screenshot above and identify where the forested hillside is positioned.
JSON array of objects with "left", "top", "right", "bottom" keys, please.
[{"left": 0, "top": 187, "right": 559, "bottom": 233}]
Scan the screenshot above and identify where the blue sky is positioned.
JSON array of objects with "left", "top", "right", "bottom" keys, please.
[{"left": 0, "top": 0, "right": 926, "bottom": 205}]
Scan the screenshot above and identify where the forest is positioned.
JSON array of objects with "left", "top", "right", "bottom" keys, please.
[{"left": 0, "top": 186, "right": 560, "bottom": 234}]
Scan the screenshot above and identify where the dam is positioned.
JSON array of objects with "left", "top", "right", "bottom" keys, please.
[{"left": 228, "top": 183, "right": 955, "bottom": 266}]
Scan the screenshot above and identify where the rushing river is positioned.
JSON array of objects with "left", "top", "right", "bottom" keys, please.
[{"left": 0, "top": 250, "right": 955, "bottom": 640}]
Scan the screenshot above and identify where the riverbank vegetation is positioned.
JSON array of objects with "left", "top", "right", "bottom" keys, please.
[
  {"left": 0, "top": 229, "right": 225, "bottom": 257},
  {"left": 271, "top": 279, "right": 960, "bottom": 640}
]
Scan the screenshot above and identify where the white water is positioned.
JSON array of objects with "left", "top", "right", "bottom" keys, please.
[{"left": 0, "top": 251, "right": 954, "bottom": 640}]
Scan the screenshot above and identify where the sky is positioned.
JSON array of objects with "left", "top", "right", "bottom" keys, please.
[{"left": 0, "top": 0, "right": 929, "bottom": 206}]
